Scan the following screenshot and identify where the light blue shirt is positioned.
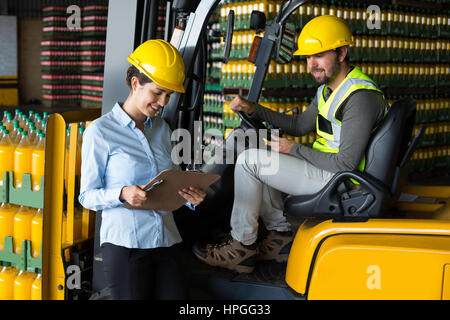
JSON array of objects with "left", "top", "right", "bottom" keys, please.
[{"left": 79, "top": 102, "right": 187, "bottom": 249}]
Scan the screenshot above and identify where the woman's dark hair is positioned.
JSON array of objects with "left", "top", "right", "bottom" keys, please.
[{"left": 126, "top": 65, "right": 152, "bottom": 89}]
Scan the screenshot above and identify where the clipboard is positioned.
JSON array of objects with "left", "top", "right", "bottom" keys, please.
[{"left": 123, "top": 169, "right": 221, "bottom": 211}]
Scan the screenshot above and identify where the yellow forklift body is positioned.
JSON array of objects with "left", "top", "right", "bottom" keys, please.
[{"left": 286, "top": 219, "right": 450, "bottom": 299}]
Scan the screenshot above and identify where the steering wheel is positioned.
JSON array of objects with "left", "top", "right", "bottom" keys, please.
[{"left": 237, "top": 111, "right": 267, "bottom": 131}]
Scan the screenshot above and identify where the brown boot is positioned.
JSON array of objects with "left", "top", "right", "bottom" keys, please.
[
  {"left": 257, "top": 230, "right": 293, "bottom": 263},
  {"left": 193, "top": 234, "right": 257, "bottom": 273}
]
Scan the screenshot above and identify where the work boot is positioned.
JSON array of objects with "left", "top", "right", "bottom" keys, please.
[
  {"left": 257, "top": 230, "right": 293, "bottom": 263},
  {"left": 192, "top": 234, "right": 257, "bottom": 274}
]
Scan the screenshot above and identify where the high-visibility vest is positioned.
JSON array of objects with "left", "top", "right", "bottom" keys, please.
[{"left": 312, "top": 67, "right": 387, "bottom": 172}]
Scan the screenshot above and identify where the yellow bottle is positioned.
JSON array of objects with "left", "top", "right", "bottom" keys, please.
[
  {"left": 0, "top": 266, "right": 19, "bottom": 300},
  {"left": 0, "top": 129, "right": 14, "bottom": 187},
  {"left": 31, "top": 208, "right": 43, "bottom": 258},
  {"left": 320, "top": 1, "right": 328, "bottom": 16},
  {"left": 4, "top": 114, "right": 14, "bottom": 132},
  {"left": 13, "top": 270, "right": 36, "bottom": 300},
  {"left": 0, "top": 202, "right": 16, "bottom": 251},
  {"left": 31, "top": 273, "right": 42, "bottom": 300},
  {"left": 13, "top": 131, "right": 33, "bottom": 189},
  {"left": 31, "top": 133, "right": 45, "bottom": 192},
  {"left": 230, "top": 62, "right": 237, "bottom": 88},
  {"left": 13, "top": 206, "right": 33, "bottom": 254}
]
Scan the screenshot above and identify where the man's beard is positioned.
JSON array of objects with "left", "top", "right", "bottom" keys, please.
[{"left": 310, "top": 58, "right": 341, "bottom": 85}]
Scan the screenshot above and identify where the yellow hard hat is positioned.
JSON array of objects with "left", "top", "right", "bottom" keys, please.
[
  {"left": 127, "top": 39, "right": 186, "bottom": 93},
  {"left": 294, "top": 15, "right": 354, "bottom": 56}
]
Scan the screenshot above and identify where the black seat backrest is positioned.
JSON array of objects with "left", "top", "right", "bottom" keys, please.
[{"left": 364, "top": 98, "right": 416, "bottom": 192}]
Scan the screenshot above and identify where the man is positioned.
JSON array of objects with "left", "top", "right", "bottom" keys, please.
[{"left": 193, "top": 15, "right": 389, "bottom": 273}]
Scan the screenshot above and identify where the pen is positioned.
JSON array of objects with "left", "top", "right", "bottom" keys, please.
[{"left": 144, "top": 179, "right": 164, "bottom": 192}]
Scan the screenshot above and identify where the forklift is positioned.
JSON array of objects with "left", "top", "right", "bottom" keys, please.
[{"left": 87, "top": 0, "right": 450, "bottom": 300}]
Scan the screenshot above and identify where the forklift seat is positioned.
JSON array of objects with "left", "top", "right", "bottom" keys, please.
[{"left": 284, "top": 98, "right": 418, "bottom": 220}]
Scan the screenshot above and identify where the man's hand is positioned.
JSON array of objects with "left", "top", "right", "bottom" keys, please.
[
  {"left": 229, "top": 95, "right": 256, "bottom": 114},
  {"left": 178, "top": 187, "right": 206, "bottom": 206},
  {"left": 268, "top": 135, "right": 295, "bottom": 154},
  {"left": 120, "top": 185, "right": 148, "bottom": 207}
]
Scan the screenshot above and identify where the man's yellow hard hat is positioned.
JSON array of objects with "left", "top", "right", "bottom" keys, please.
[
  {"left": 294, "top": 15, "right": 354, "bottom": 56},
  {"left": 127, "top": 39, "right": 186, "bottom": 93}
]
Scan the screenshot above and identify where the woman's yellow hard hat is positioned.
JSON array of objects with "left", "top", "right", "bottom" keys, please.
[
  {"left": 294, "top": 15, "right": 354, "bottom": 56},
  {"left": 127, "top": 39, "right": 186, "bottom": 93}
]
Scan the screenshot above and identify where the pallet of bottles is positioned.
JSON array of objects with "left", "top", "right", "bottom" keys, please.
[
  {"left": 219, "top": 59, "right": 449, "bottom": 90},
  {"left": 0, "top": 110, "right": 46, "bottom": 299},
  {"left": 409, "top": 95, "right": 450, "bottom": 178},
  {"left": 0, "top": 109, "right": 48, "bottom": 207},
  {"left": 219, "top": 0, "right": 449, "bottom": 35}
]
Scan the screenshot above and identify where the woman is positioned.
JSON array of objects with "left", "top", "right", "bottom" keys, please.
[{"left": 79, "top": 39, "right": 206, "bottom": 300}]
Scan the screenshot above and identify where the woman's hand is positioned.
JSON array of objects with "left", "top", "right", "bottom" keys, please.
[
  {"left": 120, "top": 185, "right": 148, "bottom": 207},
  {"left": 178, "top": 187, "right": 206, "bottom": 206}
]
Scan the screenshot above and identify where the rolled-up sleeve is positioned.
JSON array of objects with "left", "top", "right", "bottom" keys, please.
[{"left": 78, "top": 124, "right": 124, "bottom": 211}]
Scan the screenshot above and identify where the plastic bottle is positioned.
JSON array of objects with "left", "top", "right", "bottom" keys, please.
[
  {"left": 28, "top": 123, "right": 37, "bottom": 144},
  {"left": 28, "top": 110, "right": 35, "bottom": 123},
  {"left": 19, "top": 113, "right": 27, "bottom": 130},
  {"left": 31, "top": 208, "right": 43, "bottom": 258},
  {"left": 31, "top": 273, "right": 41, "bottom": 300},
  {"left": 14, "top": 131, "right": 33, "bottom": 189},
  {"left": 13, "top": 270, "right": 36, "bottom": 300},
  {"left": 31, "top": 133, "right": 45, "bottom": 192},
  {"left": 13, "top": 205, "right": 33, "bottom": 254},
  {"left": 0, "top": 129, "right": 14, "bottom": 187},
  {"left": 10, "top": 120, "right": 20, "bottom": 143},
  {"left": 0, "top": 202, "right": 16, "bottom": 251},
  {"left": 13, "top": 127, "right": 23, "bottom": 145},
  {"left": 34, "top": 129, "right": 43, "bottom": 145},
  {"left": 41, "top": 120, "right": 47, "bottom": 133},
  {"left": 4, "top": 113, "right": 14, "bottom": 132},
  {"left": 1, "top": 110, "right": 9, "bottom": 124},
  {"left": 12, "top": 109, "right": 21, "bottom": 123},
  {"left": 0, "top": 266, "right": 19, "bottom": 300},
  {"left": 34, "top": 114, "right": 42, "bottom": 131}
]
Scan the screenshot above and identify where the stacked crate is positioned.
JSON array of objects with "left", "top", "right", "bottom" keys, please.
[
  {"left": 41, "top": 6, "right": 83, "bottom": 107},
  {"left": 40, "top": 4, "right": 108, "bottom": 109},
  {"left": 80, "top": 5, "right": 108, "bottom": 108}
]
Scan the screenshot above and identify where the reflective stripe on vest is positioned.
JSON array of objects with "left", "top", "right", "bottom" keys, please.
[{"left": 312, "top": 67, "right": 385, "bottom": 172}]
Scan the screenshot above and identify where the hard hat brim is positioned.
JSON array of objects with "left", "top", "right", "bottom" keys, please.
[
  {"left": 127, "top": 56, "right": 185, "bottom": 93},
  {"left": 293, "top": 42, "right": 353, "bottom": 56}
]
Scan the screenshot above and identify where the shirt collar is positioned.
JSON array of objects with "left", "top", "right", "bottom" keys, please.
[{"left": 112, "top": 102, "right": 152, "bottom": 129}]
